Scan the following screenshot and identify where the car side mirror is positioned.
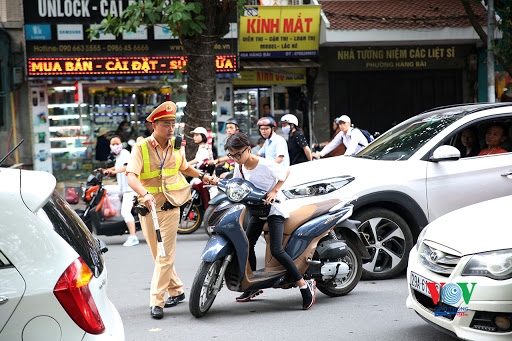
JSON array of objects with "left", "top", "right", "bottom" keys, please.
[{"left": 429, "top": 145, "right": 460, "bottom": 162}]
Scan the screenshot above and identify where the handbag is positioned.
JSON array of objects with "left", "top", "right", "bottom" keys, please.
[{"left": 101, "top": 194, "right": 117, "bottom": 220}]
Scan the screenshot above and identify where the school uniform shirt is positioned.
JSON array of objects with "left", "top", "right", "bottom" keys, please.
[
  {"left": 287, "top": 130, "right": 309, "bottom": 165},
  {"left": 192, "top": 143, "right": 213, "bottom": 168},
  {"left": 257, "top": 133, "right": 290, "bottom": 167},
  {"left": 320, "top": 127, "right": 368, "bottom": 157},
  {"left": 233, "top": 157, "right": 289, "bottom": 218}
]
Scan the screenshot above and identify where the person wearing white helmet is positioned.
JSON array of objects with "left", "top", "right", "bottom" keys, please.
[
  {"left": 188, "top": 127, "right": 213, "bottom": 169},
  {"left": 312, "top": 115, "right": 368, "bottom": 158},
  {"left": 280, "top": 114, "right": 312, "bottom": 165}
]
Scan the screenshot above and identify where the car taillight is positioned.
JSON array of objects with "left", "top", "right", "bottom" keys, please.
[{"left": 53, "top": 258, "right": 105, "bottom": 334}]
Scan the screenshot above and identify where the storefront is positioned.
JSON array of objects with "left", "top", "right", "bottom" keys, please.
[
  {"left": 24, "top": 0, "right": 237, "bottom": 181},
  {"left": 320, "top": 44, "right": 477, "bottom": 135},
  {"left": 233, "top": 4, "right": 322, "bottom": 145}
]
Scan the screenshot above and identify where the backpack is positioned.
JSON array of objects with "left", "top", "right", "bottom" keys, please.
[{"left": 355, "top": 127, "right": 375, "bottom": 147}]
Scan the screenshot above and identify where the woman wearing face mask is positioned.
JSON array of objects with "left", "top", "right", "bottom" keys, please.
[
  {"left": 280, "top": 114, "right": 312, "bottom": 165},
  {"left": 101, "top": 135, "right": 139, "bottom": 247}
]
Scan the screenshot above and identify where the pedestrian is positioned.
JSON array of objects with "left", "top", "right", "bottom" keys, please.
[
  {"left": 143, "top": 120, "right": 154, "bottom": 137},
  {"left": 126, "top": 101, "right": 215, "bottom": 319},
  {"left": 256, "top": 116, "right": 290, "bottom": 166},
  {"left": 312, "top": 115, "right": 367, "bottom": 158},
  {"left": 187, "top": 127, "right": 214, "bottom": 169},
  {"left": 251, "top": 137, "right": 265, "bottom": 154},
  {"left": 280, "top": 114, "right": 312, "bottom": 165},
  {"left": 100, "top": 135, "right": 139, "bottom": 247},
  {"left": 209, "top": 117, "right": 240, "bottom": 177},
  {"left": 115, "top": 120, "right": 134, "bottom": 149},
  {"left": 261, "top": 103, "right": 276, "bottom": 120},
  {"left": 313, "top": 117, "right": 345, "bottom": 157},
  {"left": 221, "top": 132, "right": 316, "bottom": 310},
  {"left": 95, "top": 127, "right": 111, "bottom": 162}
]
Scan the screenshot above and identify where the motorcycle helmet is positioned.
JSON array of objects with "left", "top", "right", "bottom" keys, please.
[
  {"left": 225, "top": 118, "right": 239, "bottom": 128},
  {"left": 280, "top": 114, "right": 298, "bottom": 126},
  {"left": 257, "top": 116, "right": 277, "bottom": 128}
]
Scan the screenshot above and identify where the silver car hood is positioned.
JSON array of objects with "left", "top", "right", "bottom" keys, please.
[{"left": 422, "top": 196, "right": 512, "bottom": 255}]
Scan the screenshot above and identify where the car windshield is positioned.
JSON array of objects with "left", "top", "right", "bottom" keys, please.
[
  {"left": 355, "top": 111, "right": 466, "bottom": 160},
  {"left": 36, "top": 191, "right": 104, "bottom": 277}
]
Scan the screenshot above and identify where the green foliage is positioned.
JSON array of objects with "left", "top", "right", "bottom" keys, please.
[
  {"left": 87, "top": 0, "right": 208, "bottom": 40},
  {"left": 87, "top": 0, "right": 246, "bottom": 45}
]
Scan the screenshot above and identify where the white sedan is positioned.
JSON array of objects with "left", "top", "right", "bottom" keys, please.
[{"left": 406, "top": 196, "right": 512, "bottom": 340}]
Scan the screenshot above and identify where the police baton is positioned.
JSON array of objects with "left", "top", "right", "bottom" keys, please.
[{"left": 150, "top": 201, "right": 166, "bottom": 257}]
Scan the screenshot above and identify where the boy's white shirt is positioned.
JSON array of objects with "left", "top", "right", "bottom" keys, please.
[{"left": 233, "top": 156, "right": 289, "bottom": 218}]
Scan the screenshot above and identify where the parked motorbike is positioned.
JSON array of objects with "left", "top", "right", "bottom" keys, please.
[
  {"left": 178, "top": 160, "right": 215, "bottom": 234},
  {"left": 68, "top": 170, "right": 141, "bottom": 236},
  {"left": 189, "top": 177, "right": 371, "bottom": 317}
]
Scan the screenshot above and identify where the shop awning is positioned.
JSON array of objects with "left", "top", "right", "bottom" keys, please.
[{"left": 240, "top": 60, "right": 320, "bottom": 71}]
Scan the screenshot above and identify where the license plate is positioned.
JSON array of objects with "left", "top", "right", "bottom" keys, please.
[{"left": 410, "top": 271, "right": 439, "bottom": 298}]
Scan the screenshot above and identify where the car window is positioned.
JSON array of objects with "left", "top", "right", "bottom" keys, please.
[
  {"left": 356, "top": 111, "right": 465, "bottom": 160},
  {"left": 447, "top": 117, "right": 512, "bottom": 157},
  {"left": 36, "top": 192, "right": 104, "bottom": 277}
]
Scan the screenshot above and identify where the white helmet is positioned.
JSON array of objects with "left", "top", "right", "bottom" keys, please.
[
  {"left": 280, "top": 114, "right": 298, "bottom": 126},
  {"left": 191, "top": 127, "right": 208, "bottom": 136}
]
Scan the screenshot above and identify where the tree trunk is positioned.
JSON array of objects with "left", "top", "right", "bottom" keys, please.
[{"left": 181, "top": 0, "right": 232, "bottom": 160}]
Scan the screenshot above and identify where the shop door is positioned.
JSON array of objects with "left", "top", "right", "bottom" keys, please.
[{"left": 328, "top": 70, "right": 462, "bottom": 135}]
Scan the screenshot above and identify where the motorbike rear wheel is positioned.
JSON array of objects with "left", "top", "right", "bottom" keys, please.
[
  {"left": 316, "top": 239, "right": 362, "bottom": 297},
  {"left": 178, "top": 201, "right": 204, "bottom": 234},
  {"left": 189, "top": 259, "right": 222, "bottom": 318}
]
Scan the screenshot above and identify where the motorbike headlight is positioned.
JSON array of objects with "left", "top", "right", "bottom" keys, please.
[
  {"left": 462, "top": 249, "right": 512, "bottom": 280},
  {"left": 226, "top": 181, "right": 251, "bottom": 202},
  {"left": 282, "top": 176, "right": 354, "bottom": 199}
]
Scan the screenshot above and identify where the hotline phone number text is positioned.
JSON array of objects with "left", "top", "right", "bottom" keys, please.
[{"left": 56, "top": 44, "right": 150, "bottom": 52}]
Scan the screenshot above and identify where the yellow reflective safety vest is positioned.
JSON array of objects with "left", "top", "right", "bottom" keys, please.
[{"left": 139, "top": 138, "right": 191, "bottom": 206}]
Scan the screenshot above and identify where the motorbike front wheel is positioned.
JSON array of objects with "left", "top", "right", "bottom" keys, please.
[
  {"left": 189, "top": 259, "right": 222, "bottom": 318},
  {"left": 178, "top": 202, "right": 204, "bottom": 234},
  {"left": 316, "top": 239, "right": 363, "bottom": 297}
]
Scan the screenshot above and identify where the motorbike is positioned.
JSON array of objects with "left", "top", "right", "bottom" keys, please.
[
  {"left": 68, "top": 170, "right": 141, "bottom": 236},
  {"left": 203, "top": 172, "right": 254, "bottom": 236},
  {"left": 189, "top": 177, "right": 371, "bottom": 318},
  {"left": 178, "top": 160, "right": 215, "bottom": 234}
]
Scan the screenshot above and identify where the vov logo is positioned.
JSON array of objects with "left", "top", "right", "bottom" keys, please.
[{"left": 426, "top": 282, "right": 477, "bottom": 305}]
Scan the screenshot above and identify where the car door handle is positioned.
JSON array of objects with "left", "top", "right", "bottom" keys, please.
[
  {"left": 0, "top": 296, "right": 8, "bottom": 305},
  {"left": 500, "top": 171, "right": 512, "bottom": 177}
]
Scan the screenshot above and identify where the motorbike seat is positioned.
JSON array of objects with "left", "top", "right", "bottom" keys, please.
[{"left": 262, "top": 199, "right": 341, "bottom": 235}]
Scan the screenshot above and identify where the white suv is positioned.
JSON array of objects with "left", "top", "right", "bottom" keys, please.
[
  {"left": 0, "top": 167, "right": 125, "bottom": 340},
  {"left": 283, "top": 103, "right": 512, "bottom": 280}
]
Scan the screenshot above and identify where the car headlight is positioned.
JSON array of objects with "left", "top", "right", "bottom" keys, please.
[
  {"left": 282, "top": 176, "right": 354, "bottom": 199},
  {"left": 462, "top": 249, "right": 512, "bottom": 280},
  {"left": 226, "top": 181, "right": 251, "bottom": 202},
  {"left": 416, "top": 226, "right": 428, "bottom": 250}
]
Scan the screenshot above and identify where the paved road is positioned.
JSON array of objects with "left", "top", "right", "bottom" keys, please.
[{"left": 101, "top": 229, "right": 458, "bottom": 341}]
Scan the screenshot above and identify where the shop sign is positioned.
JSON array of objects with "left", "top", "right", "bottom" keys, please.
[
  {"left": 326, "top": 45, "right": 473, "bottom": 71},
  {"left": 239, "top": 5, "right": 320, "bottom": 58},
  {"left": 28, "top": 55, "right": 237, "bottom": 76},
  {"left": 24, "top": 1, "right": 238, "bottom": 58},
  {"left": 233, "top": 69, "right": 306, "bottom": 85}
]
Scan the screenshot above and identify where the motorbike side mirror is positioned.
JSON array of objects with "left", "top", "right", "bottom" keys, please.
[{"left": 94, "top": 237, "right": 109, "bottom": 254}]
